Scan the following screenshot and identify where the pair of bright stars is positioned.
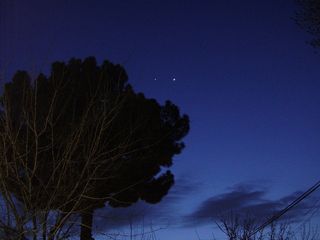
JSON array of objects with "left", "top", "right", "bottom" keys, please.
[{"left": 154, "top": 77, "right": 176, "bottom": 81}]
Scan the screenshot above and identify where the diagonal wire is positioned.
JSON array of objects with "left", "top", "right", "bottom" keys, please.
[{"left": 250, "top": 179, "right": 320, "bottom": 236}]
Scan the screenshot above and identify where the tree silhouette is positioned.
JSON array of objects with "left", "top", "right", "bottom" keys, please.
[
  {"left": 216, "top": 213, "right": 294, "bottom": 240},
  {"left": 295, "top": 0, "right": 320, "bottom": 48},
  {"left": 0, "top": 57, "right": 189, "bottom": 240}
]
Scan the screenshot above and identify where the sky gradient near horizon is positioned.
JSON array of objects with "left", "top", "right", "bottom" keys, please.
[{"left": 1, "top": 1, "right": 320, "bottom": 239}]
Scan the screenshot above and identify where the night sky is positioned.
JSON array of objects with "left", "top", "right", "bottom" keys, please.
[{"left": 1, "top": 1, "right": 320, "bottom": 240}]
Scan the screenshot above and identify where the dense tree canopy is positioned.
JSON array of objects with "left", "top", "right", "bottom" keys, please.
[
  {"left": 295, "top": 0, "right": 320, "bottom": 48},
  {"left": 0, "top": 57, "right": 189, "bottom": 240}
]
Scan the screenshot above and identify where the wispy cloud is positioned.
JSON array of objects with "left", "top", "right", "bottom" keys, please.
[
  {"left": 92, "top": 180, "right": 319, "bottom": 233},
  {"left": 93, "top": 177, "right": 199, "bottom": 232},
  {"left": 184, "top": 183, "right": 319, "bottom": 226}
]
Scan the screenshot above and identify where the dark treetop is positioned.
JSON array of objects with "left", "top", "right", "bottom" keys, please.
[{"left": 0, "top": 57, "right": 189, "bottom": 239}]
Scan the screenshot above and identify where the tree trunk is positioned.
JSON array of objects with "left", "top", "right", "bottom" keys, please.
[{"left": 80, "top": 208, "right": 94, "bottom": 240}]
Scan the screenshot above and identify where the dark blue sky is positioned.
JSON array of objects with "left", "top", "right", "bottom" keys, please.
[{"left": 1, "top": 1, "right": 320, "bottom": 239}]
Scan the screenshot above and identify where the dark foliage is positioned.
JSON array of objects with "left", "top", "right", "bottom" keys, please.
[
  {"left": 0, "top": 57, "right": 189, "bottom": 239},
  {"left": 295, "top": 0, "right": 320, "bottom": 48}
]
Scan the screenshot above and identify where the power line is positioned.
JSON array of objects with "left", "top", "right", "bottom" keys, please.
[{"left": 251, "top": 179, "right": 320, "bottom": 236}]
